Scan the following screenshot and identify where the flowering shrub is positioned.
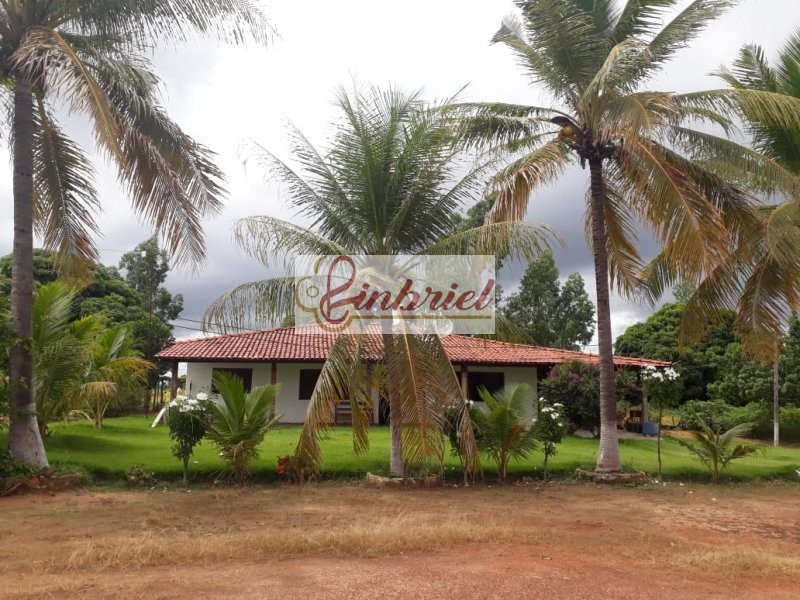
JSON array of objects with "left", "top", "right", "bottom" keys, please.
[
  {"left": 641, "top": 366, "right": 681, "bottom": 480},
  {"left": 641, "top": 366, "right": 682, "bottom": 418},
  {"left": 276, "top": 455, "right": 313, "bottom": 483},
  {"left": 532, "top": 398, "right": 567, "bottom": 478},
  {"left": 539, "top": 360, "right": 600, "bottom": 434},
  {"left": 167, "top": 394, "right": 211, "bottom": 483}
]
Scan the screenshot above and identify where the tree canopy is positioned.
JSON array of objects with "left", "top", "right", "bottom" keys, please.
[{"left": 503, "top": 250, "right": 595, "bottom": 350}]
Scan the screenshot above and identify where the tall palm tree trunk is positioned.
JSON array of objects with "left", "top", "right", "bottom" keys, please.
[
  {"left": 588, "top": 159, "right": 621, "bottom": 472},
  {"left": 8, "top": 79, "right": 49, "bottom": 467},
  {"left": 384, "top": 334, "right": 405, "bottom": 477}
]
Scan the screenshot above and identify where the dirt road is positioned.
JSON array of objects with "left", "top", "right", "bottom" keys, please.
[{"left": 1, "top": 482, "right": 798, "bottom": 599}]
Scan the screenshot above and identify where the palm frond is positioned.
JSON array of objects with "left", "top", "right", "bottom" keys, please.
[
  {"left": 491, "top": 15, "right": 577, "bottom": 104},
  {"left": 451, "top": 102, "right": 560, "bottom": 151},
  {"left": 678, "top": 88, "right": 800, "bottom": 141},
  {"left": 424, "top": 220, "right": 560, "bottom": 260},
  {"left": 294, "top": 335, "right": 372, "bottom": 469},
  {"left": 614, "top": 138, "right": 729, "bottom": 277},
  {"left": 86, "top": 52, "right": 225, "bottom": 268},
  {"left": 13, "top": 26, "right": 122, "bottom": 159},
  {"left": 580, "top": 38, "right": 652, "bottom": 126},
  {"left": 646, "top": 1, "right": 735, "bottom": 70},
  {"left": 487, "top": 140, "right": 572, "bottom": 222},
  {"left": 203, "top": 276, "right": 296, "bottom": 333},
  {"left": 600, "top": 91, "right": 677, "bottom": 141},
  {"left": 383, "top": 329, "right": 475, "bottom": 473},
  {"left": 32, "top": 95, "right": 100, "bottom": 279},
  {"left": 512, "top": 0, "right": 611, "bottom": 99},
  {"left": 247, "top": 135, "right": 363, "bottom": 252},
  {"left": 63, "top": 0, "right": 274, "bottom": 48},
  {"left": 233, "top": 216, "right": 349, "bottom": 270},
  {"left": 585, "top": 173, "right": 644, "bottom": 296},
  {"left": 612, "top": 0, "right": 680, "bottom": 42}
]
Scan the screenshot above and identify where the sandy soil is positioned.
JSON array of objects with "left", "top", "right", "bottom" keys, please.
[{"left": 1, "top": 481, "right": 798, "bottom": 599}]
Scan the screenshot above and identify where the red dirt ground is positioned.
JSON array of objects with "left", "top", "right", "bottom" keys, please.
[{"left": 1, "top": 482, "right": 798, "bottom": 599}]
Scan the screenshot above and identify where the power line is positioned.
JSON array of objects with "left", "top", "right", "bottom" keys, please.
[{"left": 171, "top": 316, "right": 262, "bottom": 333}]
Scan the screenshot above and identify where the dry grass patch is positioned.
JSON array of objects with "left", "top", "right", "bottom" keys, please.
[
  {"left": 56, "top": 512, "right": 540, "bottom": 572},
  {"left": 670, "top": 547, "right": 800, "bottom": 577}
]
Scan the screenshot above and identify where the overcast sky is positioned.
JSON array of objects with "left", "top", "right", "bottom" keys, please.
[{"left": 1, "top": 0, "right": 798, "bottom": 347}]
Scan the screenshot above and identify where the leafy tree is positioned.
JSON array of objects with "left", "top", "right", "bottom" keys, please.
[
  {"left": 1, "top": 1, "right": 270, "bottom": 466},
  {"left": 119, "top": 236, "right": 184, "bottom": 410},
  {"left": 781, "top": 315, "right": 800, "bottom": 404},
  {"left": 455, "top": 0, "right": 800, "bottom": 474},
  {"left": 676, "top": 415, "right": 760, "bottom": 483},
  {"left": 1, "top": 249, "right": 181, "bottom": 417},
  {"left": 206, "top": 86, "right": 555, "bottom": 477},
  {"left": 504, "top": 250, "right": 594, "bottom": 350},
  {"left": 473, "top": 384, "right": 539, "bottom": 482},
  {"left": 615, "top": 301, "right": 738, "bottom": 402},
  {"left": 706, "top": 343, "right": 773, "bottom": 406},
  {"left": 205, "top": 371, "right": 281, "bottom": 484}
]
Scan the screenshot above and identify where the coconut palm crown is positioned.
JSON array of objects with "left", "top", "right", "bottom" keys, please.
[
  {"left": 1, "top": 0, "right": 272, "bottom": 466},
  {"left": 455, "top": 0, "right": 800, "bottom": 471},
  {"left": 206, "top": 85, "right": 557, "bottom": 477},
  {"left": 697, "top": 31, "right": 800, "bottom": 359}
]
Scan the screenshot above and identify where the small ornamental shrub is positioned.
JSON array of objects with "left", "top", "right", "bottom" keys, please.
[
  {"left": 167, "top": 393, "right": 211, "bottom": 483},
  {"left": 443, "top": 401, "right": 483, "bottom": 461},
  {"left": 0, "top": 448, "right": 41, "bottom": 480},
  {"left": 680, "top": 399, "right": 738, "bottom": 431},
  {"left": 125, "top": 464, "right": 156, "bottom": 488},
  {"left": 532, "top": 397, "right": 567, "bottom": 479}
]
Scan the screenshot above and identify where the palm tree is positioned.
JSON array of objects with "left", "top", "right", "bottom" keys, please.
[
  {"left": 473, "top": 383, "right": 539, "bottom": 482},
  {"left": 206, "top": 85, "right": 556, "bottom": 477},
  {"left": 455, "top": 0, "right": 800, "bottom": 472},
  {"left": 1, "top": 1, "right": 271, "bottom": 466},
  {"left": 31, "top": 282, "right": 98, "bottom": 436},
  {"left": 703, "top": 33, "right": 800, "bottom": 445},
  {"left": 205, "top": 371, "right": 281, "bottom": 484},
  {"left": 77, "top": 326, "right": 152, "bottom": 429}
]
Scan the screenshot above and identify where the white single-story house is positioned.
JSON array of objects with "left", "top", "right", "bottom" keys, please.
[{"left": 156, "top": 326, "right": 668, "bottom": 424}]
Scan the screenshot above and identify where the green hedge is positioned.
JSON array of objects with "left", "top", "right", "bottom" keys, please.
[{"left": 680, "top": 401, "right": 800, "bottom": 443}]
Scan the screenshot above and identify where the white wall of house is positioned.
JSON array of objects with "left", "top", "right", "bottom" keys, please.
[
  {"left": 465, "top": 365, "right": 539, "bottom": 419},
  {"left": 185, "top": 361, "right": 539, "bottom": 424}
]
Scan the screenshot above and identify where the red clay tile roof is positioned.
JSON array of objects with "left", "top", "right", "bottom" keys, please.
[{"left": 156, "top": 326, "right": 669, "bottom": 368}]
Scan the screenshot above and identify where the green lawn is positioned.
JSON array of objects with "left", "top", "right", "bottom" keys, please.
[{"left": 2, "top": 416, "right": 800, "bottom": 483}]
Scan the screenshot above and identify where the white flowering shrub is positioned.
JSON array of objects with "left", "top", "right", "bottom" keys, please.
[
  {"left": 641, "top": 365, "right": 682, "bottom": 480},
  {"left": 167, "top": 395, "right": 211, "bottom": 483},
  {"left": 532, "top": 398, "right": 568, "bottom": 478},
  {"left": 641, "top": 365, "right": 682, "bottom": 410}
]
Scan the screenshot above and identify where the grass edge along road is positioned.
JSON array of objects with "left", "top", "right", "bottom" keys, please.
[{"left": 3, "top": 416, "right": 799, "bottom": 483}]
